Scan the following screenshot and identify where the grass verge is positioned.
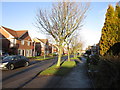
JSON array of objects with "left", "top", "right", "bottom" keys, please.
[
  {"left": 35, "top": 57, "right": 54, "bottom": 61},
  {"left": 70, "top": 57, "right": 79, "bottom": 60},
  {"left": 39, "top": 61, "right": 76, "bottom": 76},
  {"left": 28, "top": 56, "right": 54, "bottom": 61}
]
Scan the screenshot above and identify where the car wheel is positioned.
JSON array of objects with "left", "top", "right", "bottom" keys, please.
[
  {"left": 8, "top": 64, "right": 14, "bottom": 70},
  {"left": 24, "top": 62, "right": 29, "bottom": 67}
]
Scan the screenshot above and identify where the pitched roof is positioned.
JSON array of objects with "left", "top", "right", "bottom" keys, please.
[
  {"left": 1, "top": 26, "right": 28, "bottom": 38},
  {"left": 53, "top": 44, "right": 58, "bottom": 48},
  {"left": 16, "top": 30, "right": 28, "bottom": 38},
  {"left": 33, "top": 38, "right": 48, "bottom": 44},
  {"left": 33, "top": 38, "right": 41, "bottom": 42},
  {"left": 39, "top": 39, "right": 48, "bottom": 44},
  {"left": 2, "top": 26, "right": 18, "bottom": 37}
]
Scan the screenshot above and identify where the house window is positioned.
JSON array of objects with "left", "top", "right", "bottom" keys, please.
[
  {"left": 21, "top": 40, "right": 24, "bottom": 45},
  {"left": 29, "top": 50, "right": 32, "bottom": 56},
  {"left": 18, "top": 49, "right": 22, "bottom": 55},
  {"left": 28, "top": 41, "right": 30, "bottom": 46},
  {"left": 26, "top": 50, "right": 29, "bottom": 57},
  {"left": 18, "top": 50, "right": 21, "bottom": 55},
  {"left": 14, "top": 39, "right": 16, "bottom": 44}
]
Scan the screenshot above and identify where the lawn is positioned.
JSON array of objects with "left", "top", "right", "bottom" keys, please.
[
  {"left": 35, "top": 57, "right": 54, "bottom": 61},
  {"left": 28, "top": 56, "right": 54, "bottom": 61},
  {"left": 28, "top": 56, "right": 44, "bottom": 59},
  {"left": 70, "top": 57, "right": 79, "bottom": 60},
  {"left": 39, "top": 61, "right": 76, "bottom": 76}
]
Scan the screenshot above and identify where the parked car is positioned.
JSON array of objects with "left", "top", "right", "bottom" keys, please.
[
  {"left": 0, "top": 55, "right": 29, "bottom": 70},
  {"left": 2, "top": 52, "right": 9, "bottom": 57},
  {"left": 0, "top": 56, "right": 5, "bottom": 60}
]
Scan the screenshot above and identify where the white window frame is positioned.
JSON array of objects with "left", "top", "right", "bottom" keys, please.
[
  {"left": 21, "top": 40, "right": 24, "bottom": 45},
  {"left": 18, "top": 49, "right": 22, "bottom": 55},
  {"left": 28, "top": 41, "right": 30, "bottom": 46},
  {"left": 29, "top": 49, "right": 32, "bottom": 56},
  {"left": 14, "top": 39, "right": 16, "bottom": 44}
]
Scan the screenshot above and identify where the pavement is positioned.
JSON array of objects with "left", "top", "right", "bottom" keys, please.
[
  {"left": 23, "top": 57, "right": 94, "bottom": 88},
  {"left": 56, "top": 57, "right": 93, "bottom": 88}
]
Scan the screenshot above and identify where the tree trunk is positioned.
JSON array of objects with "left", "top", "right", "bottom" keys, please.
[
  {"left": 56, "top": 46, "right": 62, "bottom": 67},
  {"left": 68, "top": 48, "right": 70, "bottom": 61},
  {"left": 74, "top": 52, "right": 77, "bottom": 58},
  {"left": 44, "top": 54, "right": 46, "bottom": 59},
  {"left": 74, "top": 52, "right": 76, "bottom": 58}
]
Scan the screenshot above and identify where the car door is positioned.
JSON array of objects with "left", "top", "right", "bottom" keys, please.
[
  {"left": 19, "top": 56, "right": 26, "bottom": 66},
  {"left": 14, "top": 56, "right": 22, "bottom": 67}
]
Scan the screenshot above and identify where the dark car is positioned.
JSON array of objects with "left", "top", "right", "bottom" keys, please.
[{"left": 0, "top": 55, "right": 29, "bottom": 70}]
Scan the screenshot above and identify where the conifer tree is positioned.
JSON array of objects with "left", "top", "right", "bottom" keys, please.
[
  {"left": 100, "top": 5, "right": 115, "bottom": 55},
  {"left": 100, "top": 3, "right": 120, "bottom": 56},
  {"left": 115, "top": 3, "right": 120, "bottom": 42}
]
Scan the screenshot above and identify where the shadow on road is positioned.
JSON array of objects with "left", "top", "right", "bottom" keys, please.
[
  {"left": 41, "top": 66, "right": 74, "bottom": 88},
  {"left": 41, "top": 60, "right": 80, "bottom": 88},
  {"left": 2, "top": 61, "right": 46, "bottom": 82},
  {"left": 39, "top": 57, "right": 93, "bottom": 88}
]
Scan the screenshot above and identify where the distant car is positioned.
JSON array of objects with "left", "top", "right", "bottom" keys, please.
[
  {"left": 84, "top": 54, "right": 88, "bottom": 57},
  {"left": 0, "top": 55, "right": 29, "bottom": 70},
  {"left": 53, "top": 52, "right": 58, "bottom": 56},
  {"left": 89, "top": 54, "right": 95, "bottom": 58}
]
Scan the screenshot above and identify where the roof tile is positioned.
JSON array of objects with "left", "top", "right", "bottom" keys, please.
[{"left": 2, "top": 26, "right": 28, "bottom": 38}]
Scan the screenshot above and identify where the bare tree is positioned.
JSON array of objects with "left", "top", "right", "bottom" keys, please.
[
  {"left": 35, "top": 2, "right": 89, "bottom": 67},
  {"left": 71, "top": 35, "right": 83, "bottom": 58},
  {"left": 64, "top": 33, "right": 74, "bottom": 61}
]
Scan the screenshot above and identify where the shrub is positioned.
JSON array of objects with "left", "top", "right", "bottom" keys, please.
[
  {"left": 90, "top": 54, "right": 100, "bottom": 65},
  {"left": 94, "top": 55, "right": 120, "bottom": 88}
]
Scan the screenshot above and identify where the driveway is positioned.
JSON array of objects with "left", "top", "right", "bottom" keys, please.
[{"left": 22, "top": 57, "right": 94, "bottom": 88}]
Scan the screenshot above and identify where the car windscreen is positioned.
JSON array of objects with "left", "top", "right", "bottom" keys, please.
[
  {"left": 20, "top": 56, "right": 26, "bottom": 59},
  {"left": 3, "top": 56, "right": 15, "bottom": 61}
]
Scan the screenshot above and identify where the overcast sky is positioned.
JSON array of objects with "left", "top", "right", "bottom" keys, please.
[{"left": 1, "top": 1, "right": 119, "bottom": 49}]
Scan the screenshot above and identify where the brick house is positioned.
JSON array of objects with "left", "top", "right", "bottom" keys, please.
[
  {"left": 48, "top": 44, "right": 52, "bottom": 54},
  {"left": 32, "top": 38, "right": 41, "bottom": 56},
  {"left": 0, "top": 26, "right": 33, "bottom": 57},
  {"left": 52, "top": 44, "right": 58, "bottom": 53},
  {"left": 86, "top": 44, "right": 99, "bottom": 55},
  {"left": 33, "top": 38, "right": 49, "bottom": 56},
  {"left": 0, "top": 33, "right": 10, "bottom": 56}
]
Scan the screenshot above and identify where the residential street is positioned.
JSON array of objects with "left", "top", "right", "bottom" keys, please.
[
  {"left": 22, "top": 57, "right": 94, "bottom": 88},
  {"left": 2, "top": 56, "right": 67, "bottom": 88},
  {"left": 1, "top": 1, "right": 120, "bottom": 89}
]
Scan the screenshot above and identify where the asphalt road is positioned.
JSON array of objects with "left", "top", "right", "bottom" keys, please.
[{"left": 1, "top": 56, "right": 67, "bottom": 88}]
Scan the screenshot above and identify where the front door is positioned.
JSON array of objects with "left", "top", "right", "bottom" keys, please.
[{"left": 22, "top": 50, "right": 25, "bottom": 56}]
